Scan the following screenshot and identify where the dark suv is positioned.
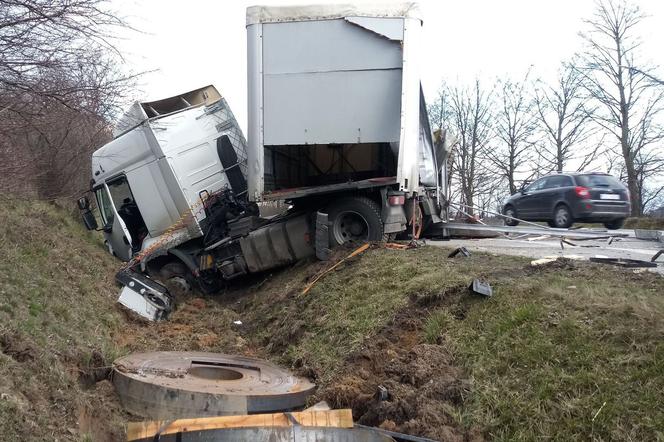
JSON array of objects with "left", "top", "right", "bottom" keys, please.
[{"left": 502, "top": 172, "right": 631, "bottom": 229}]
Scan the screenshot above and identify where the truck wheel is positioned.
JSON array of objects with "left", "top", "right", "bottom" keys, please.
[
  {"left": 157, "top": 262, "right": 192, "bottom": 297},
  {"left": 197, "top": 273, "right": 224, "bottom": 295},
  {"left": 326, "top": 197, "right": 384, "bottom": 247}
]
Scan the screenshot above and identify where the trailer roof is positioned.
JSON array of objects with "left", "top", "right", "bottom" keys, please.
[{"left": 246, "top": 2, "right": 422, "bottom": 25}]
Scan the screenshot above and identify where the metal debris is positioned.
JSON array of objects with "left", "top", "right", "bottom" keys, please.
[
  {"left": 113, "top": 351, "right": 316, "bottom": 419},
  {"left": 355, "top": 424, "right": 439, "bottom": 442},
  {"left": 376, "top": 385, "right": 389, "bottom": 401},
  {"left": 448, "top": 247, "right": 471, "bottom": 258},
  {"left": 127, "top": 410, "right": 396, "bottom": 442},
  {"left": 589, "top": 257, "right": 658, "bottom": 268},
  {"left": 634, "top": 229, "right": 664, "bottom": 242},
  {"left": 469, "top": 279, "right": 492, "bottom": 297}
]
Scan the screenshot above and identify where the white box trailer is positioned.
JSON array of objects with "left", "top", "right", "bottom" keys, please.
[{"left": 246, "top": 3, "right": 439, "bottom": 201}]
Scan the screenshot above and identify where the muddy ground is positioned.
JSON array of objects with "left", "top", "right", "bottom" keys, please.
[{"left": 90, "top": 246, "right": 481, "bottom": 441}]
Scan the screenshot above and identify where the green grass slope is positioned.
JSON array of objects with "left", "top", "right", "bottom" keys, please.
[
  {"left": 0, "top": 200, "right": 662, "bottom": 441},
  {"left": 0, "top": 199, "right": 125, "bottom": 441}
]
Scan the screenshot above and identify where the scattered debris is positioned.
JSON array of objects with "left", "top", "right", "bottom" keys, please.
[
  {"left": 448, "top": 247, "right": 471, "bottom": 258},
  {"left": 113, "top": 351, "right": 315, "bottom": 419},
  {"left": 116, "top": 269, "right": 172, "bottom": 321},
  {"left": 531, "top": 257, "right": 559, "bottom": 266},
  {"left": 589, "top": 257, "right": 658, "bottom": 268},
  {"left": 302, "top": 243, "right": 370, "bottom": 295},
  {"left": 304, "top": 401, "right": 332, "bottom": 411},
  {"left": 355, "top": 424, "right": 440, "bottom": 442},
  {"left": 634, "top": 229, "right": 664, "bottom": 242},
  {"left": 233, "top": 320, "right": 243, "bottom": 325},
  {"left": 469, "top": 279, "right": 492, "bottom": 297},
  {"left": 126, "top": 409, "right": 397, "bottom": 442},
  {"left": 531, "top": 256, "right": 586, "bottom": 267},
  {"left": 376, "top": 385, "right": 389, "bottom": 401}
]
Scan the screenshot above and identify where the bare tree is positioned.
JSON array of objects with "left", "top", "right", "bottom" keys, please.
[
  {"left": 576, "top": 0, "right": 664, "bottom": 215},
  {"left": 488, "top": 72, "right": 539, "bottom": 194},
  {"left": 428, "top": 86, "right": 450, "bottom": 133},
  {"left": 534, "top": 63, "right": 601, "bottom": 173},
  {"left": 0, "top": 0, "right": 138, "bottom": 198},
  {"left": 446, "top": 80, "right": 497, "bottom": 216},
  {"left": 0, "top": 0, "right": 133, "bottom": 116}
]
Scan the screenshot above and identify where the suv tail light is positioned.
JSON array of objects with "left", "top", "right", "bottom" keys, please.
[{"left": 575, "top": 186, "right": 590, "bottom": 199}]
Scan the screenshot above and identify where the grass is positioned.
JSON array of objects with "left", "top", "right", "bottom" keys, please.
[
  {"left": 422, "top": 263, "right": 664, "bottom": 440},
  {"left": 0, "top": 198, "right": 125, "bottom": 441},
  {"left": 239, "top": 246, "right": 664, "bottom": 440},
  {"left": 624, "top": 216, "right": 664, "bottom": 230},
  {"left": 1, "top": 199, "right": 663, "bottom": 440}
]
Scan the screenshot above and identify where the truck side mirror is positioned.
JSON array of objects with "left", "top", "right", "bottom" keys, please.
[
  {"left": 77, "top": 196, "right": 90, "bottom": 210},
  {"left": 82, "top": 210, "right": 98, "bottom": 231}
]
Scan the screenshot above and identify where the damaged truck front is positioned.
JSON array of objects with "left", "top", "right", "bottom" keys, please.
[{"left": 78, "top": 3, "right": 453, "bottom": 320}]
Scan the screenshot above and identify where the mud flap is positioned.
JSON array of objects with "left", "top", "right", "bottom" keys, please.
[
  {"left": 115, "top": 269, "right": 173, "bottom": 321},
  {"left": 315, "top": 212, "right": 330, "bottom": 261}
]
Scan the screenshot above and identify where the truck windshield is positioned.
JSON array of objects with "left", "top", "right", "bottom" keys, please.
[{"left": 95, "top": 188, "right": 114, "bottom": 226}]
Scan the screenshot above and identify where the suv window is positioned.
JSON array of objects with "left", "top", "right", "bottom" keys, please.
[
  {"left": 525, "top": 178, "right": 547, "bottom": 192},
  {"left": 544, "top": 175, "right": 573, "bottom": 188},
  {"left": 576, "top": 174, "right": 623, "bottom": 188}
]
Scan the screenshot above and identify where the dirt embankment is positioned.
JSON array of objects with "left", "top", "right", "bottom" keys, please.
[
  {"left": 322, "top": 286, "right": 482, "bottom": 441},
  {"left": 225, "top": 247, "right": 489, "bottom": 441}
]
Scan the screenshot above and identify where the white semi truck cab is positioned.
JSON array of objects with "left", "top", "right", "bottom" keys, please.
[{"left": 78, "top": 3, "right": 452, "bottom": 320}]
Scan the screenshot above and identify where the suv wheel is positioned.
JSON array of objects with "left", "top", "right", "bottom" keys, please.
[
  {"left": 503, "top": 206, "right": 519, "bottom": 226},
  {"left": 553, "top": 204, "right": 573, "bottom": 228},
  {"left": 604, "top": 218, "right": 625, "bottom": 230}
]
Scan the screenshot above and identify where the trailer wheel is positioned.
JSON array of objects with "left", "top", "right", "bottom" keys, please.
[{"left": 326, "top": 197, "right": 385, "bottom": 247}]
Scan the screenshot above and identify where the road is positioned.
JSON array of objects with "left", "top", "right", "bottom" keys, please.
[{"left": 427, "top": 229, "right": 664, "bottom": 275}]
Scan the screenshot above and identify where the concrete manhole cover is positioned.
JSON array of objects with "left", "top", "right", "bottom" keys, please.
[{"left": 113, "top": 351, "right": 316, "bottom": 419}]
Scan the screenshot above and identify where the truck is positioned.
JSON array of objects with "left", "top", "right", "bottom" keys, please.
[{"left": 77, "top": 3, "right": 454, "bottom": 320}]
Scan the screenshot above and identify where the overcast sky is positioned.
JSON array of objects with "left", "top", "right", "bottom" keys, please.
[{"left": 113, "top": 0, "right": 664, "bottom": 132}]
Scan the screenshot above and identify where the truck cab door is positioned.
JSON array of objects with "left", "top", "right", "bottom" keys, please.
[{"left": 95, "top": 184, "right": 133, "bottom": 261}]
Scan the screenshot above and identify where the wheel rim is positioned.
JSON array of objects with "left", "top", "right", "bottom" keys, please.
[
  {"left": 166, "top": 276, "right": 191, "bottom": 297},
  {"left": 505, "top": 208, "right": 515, "bottom": 222},
  {"left": 555, "top": 207, "right": 569, "bottom": 226},
  {"left": 332, "top": 211, "right": 369, "bottom": 244}
]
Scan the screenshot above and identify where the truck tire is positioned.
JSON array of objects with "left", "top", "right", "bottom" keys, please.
[
  {"left": 326, "top": 196, "right": 385, "bottom": 247},
  {"left": 156, "top": 262, "right": 192, "bottom": 297}
]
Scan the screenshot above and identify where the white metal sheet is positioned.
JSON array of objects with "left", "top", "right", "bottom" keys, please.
[
  {"left": 262, "top": 19, "right": 402, "bottom": 75},
  {"left": 246, "top": 2, "right": 422, "bottom": 25},
  {"left": 345, "top": 16, "right": 404, "bottom": 40},
  {"left": 263, "top": 70, "right": 402, "bottom": 145}
]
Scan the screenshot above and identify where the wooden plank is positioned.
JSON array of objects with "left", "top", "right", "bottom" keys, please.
[{"left": 127, "top": 409, "right": 353, "bottom": 441}]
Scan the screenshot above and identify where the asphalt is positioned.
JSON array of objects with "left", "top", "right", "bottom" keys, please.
[{"left": 427, "top": 229, "right": 664, "bottom": 275}]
